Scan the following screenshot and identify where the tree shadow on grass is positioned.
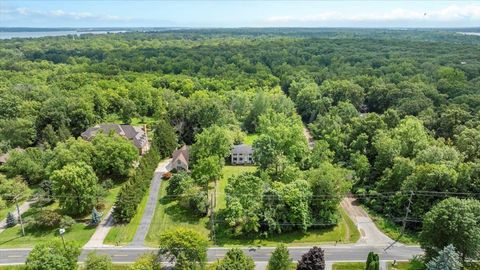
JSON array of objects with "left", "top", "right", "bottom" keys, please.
[{"left": 160, "top": 197, "right": 205, "bottom": 225}]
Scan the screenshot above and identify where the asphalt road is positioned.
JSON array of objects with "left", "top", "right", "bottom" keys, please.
[
  {"left": 0, "top": 245, "right": 422, "bottom": 265},
  {"left": 129, "top": 159, "right": 171, "bottom": 247}
]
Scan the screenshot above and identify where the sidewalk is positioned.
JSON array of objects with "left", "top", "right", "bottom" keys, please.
[
  {"left": 83, "top": 207, "right": 115, "bottom": 248},
  {"left": 0, "top": 199, "right": 35, "bottom": 234}
]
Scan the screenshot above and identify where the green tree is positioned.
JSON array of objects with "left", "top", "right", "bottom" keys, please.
[
  {"left": 426, "top": 244, "right": 462, "bottom": 270},
  {"left": 92, "top": 133, "right": 139, "bottom": 179},
  {"left": 84, "top": 252, "right": 113, "bottom": 270},
  {"left": 51, "top": 162, "right": 100, "bottom": 216},
  {"left": 192, "top": 156, "right": 223, "bottom": 186},
  {"left": 191, "top": 125, "right": 233, "bottom": 163},
  {"left": 25, "top": 241, "right": 80, "bottom": 270},
  {"left": 267, "top": 244, "right": 291, "bottom": 270},
  {"left": 224, "top": 173, "right": 264, "bottom": 235},
  {"left": 153, "top": 119, "right": 178, "bottom": 158},
  {"left": 129, "top": 254, "right": 161, "bottom": 270},
  {"left": 0, "top": 118, "right": 36, "bottom": 148},
  {"left": 215, "top": 248, "right": 255, "bottom": 270},
  {"left": 455, "top": 126, "right": 480, "bottom": 161},
  {"left": 297, "top": 246, "right": 325, "bottom": 270},
  {"left": 158, "top": 228, "right": 208, "bottom": 269},
  {"left": 263, "top": 179, "right": 312, "bottom": 234},
  {"left": 365, "top": 252, "right": 379, "bottom": 270},
  {"left": 306, "top": 162, "right": 351, "bottom": 223},
  {"left": 2, "top": 148, "right": 46, "bottom": 185},
  {"left": 91, "top": 207, "right": 102, "bottom": 225},
  {"left": 420, "top": 198, "right": 480, "bottom": 261}
]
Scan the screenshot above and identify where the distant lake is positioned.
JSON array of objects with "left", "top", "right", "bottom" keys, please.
[
  {"left": 0, "top": 30, "right": 127, "bottom": 40},
  {"left": 457, "top": 32, "right": 480, "bottom": 36}
]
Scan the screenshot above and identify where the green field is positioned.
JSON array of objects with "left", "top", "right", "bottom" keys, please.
[
  {"left": 146, "top": 165, "right": 360, "bottom": 247},
  {"left": 332, "top": 262, "right": 365, "bottom": 270},
  {"left": 104, "top": 186, "right": 150, "bottom": 245},
  {"left": 0, "top": 185, "right": 121, "bottom": 248}
]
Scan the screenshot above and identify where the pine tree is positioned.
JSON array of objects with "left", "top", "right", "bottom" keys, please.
[
  {"left": 268, "top": 244, "right": 291, "bottom": 270},
  {"left": 6, "top": 212, "right": 17, "bottom": 228},
  {"left": 297, "top": 246, "right": 325, "bottom": 270},
  {"left": 366, "top": 252, "right": 379, "bottom": 270},
  {"left": 426, "top": 245, "right": 462, "bottom": 270},
  {"left": 91, "top": 207, "right": 101, "bottom": 225}
]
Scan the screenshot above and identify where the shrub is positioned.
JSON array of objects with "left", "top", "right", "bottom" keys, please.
[
  {"left": 32, "top": 210, "right": 62, "bottom": 228},
  {"left": 101, "top": 179, "right": 114, "bottom": 189},
  {"left": 112, "top": 148, "right": 161, "bottom": 223},
  {"left": 84, "top": 252, "right": 113, "bottom": 270},
  {"left": 366, "top": 252, "right": 380, "bottom": 270},
  {"left": 6, "top": 212, "right": 17, "bottom": 228},
  {"left": 297, "top": 246, "right": 325, "bottom": 270},
  {"left": 268, "top": 244, "right": 291, "bottom": 270},
  {"left": 214, "top": 248, "right": 255, "bottom": 270},
  {"left": 162, "top": 172, "right": 172, "bottom": 179},
  {"left": 0, "top": 198, "right": 7, "bottom": 210},
  {"left": 91, "top": 208, "right": 102, "bottom": 225},
  {"left": 60, "top": 216, "right": 76, "bottom": 231},
  {"left": 130, "top": 254, "right": 161, "bottom": 270}
]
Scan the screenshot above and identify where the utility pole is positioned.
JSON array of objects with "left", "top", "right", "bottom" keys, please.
[
  {"left": 385, "top": 191, "right": 414, "bottom": 251},
  {"left": 14, "top": 195, "right": 25, "bottom": 236}
]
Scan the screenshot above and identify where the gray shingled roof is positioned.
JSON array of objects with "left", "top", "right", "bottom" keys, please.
[
  {"left": 81, "top": 123, "right": 148, "bottom": 149},
  {"left": 172, "top": 145, "right": 189, "bottom": 166},
  {"left": 231, "top": 144, "right": 253, "bottom": 155}
]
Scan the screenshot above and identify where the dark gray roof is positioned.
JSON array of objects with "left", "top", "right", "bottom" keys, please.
[
  {"left": 81, "top": 124, "right": 148, "bottom": 149},
  {"left": 231, "top": 144, "right": 253, "bottom": 155}
]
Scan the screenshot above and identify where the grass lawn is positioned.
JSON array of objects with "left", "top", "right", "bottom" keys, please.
[
  {"left": 388, "top": 261, "right": 410, "bottom": 270},
  {"left": 0, "top": 185, "right": 121, "bottom": 248},
  {"left": 0, "top": 204, "right": 18, "bottom": 221},
  {"left": 332, "top": 262, "right": 365, "bottom": 270},
  {"left": 362, "top": 206, "right": 419, "bottom": 245},
  {"left": 215, "top": 166, "right": 257, "bottom": 211},
  {"left": 145, "top": 165, "right": 360, "bottom": 247},
  {"left": 104, "top": 186, "right": 150, "bottom": 246},
  {"left": 243, "top": 134, "right": 258, "bottom": 145}
]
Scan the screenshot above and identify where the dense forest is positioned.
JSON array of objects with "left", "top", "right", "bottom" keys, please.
[{"left": 1, "top": 29, "right": 480, "bottom": 261}]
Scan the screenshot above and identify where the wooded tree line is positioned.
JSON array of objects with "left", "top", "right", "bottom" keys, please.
[{"left": 0, "top": 29, "right": 479, "bottom": 260}]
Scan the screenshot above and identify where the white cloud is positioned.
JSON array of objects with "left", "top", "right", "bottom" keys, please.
[
  {"left": 266, "top": 4, "right": 480, "bottom": 24},
  {"left": 7, "top": 7, "right": 131, "bottom": 21}
]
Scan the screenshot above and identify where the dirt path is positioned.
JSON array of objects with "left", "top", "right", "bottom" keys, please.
[{"left": 341, "top": 197, "right": 393, "bottom": 246}]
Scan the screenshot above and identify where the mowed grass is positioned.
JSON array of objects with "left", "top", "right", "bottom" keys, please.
[
  {"left": 145, "top": 166, "right": 256, "bottom": 247},
  {"left": 145, "top": 165, "right": 360, "bottom": 247},
  {"left": 363, "top": 206, "right": 419, "bottom": 245},
  {"left": 388, "top": 261, "right": 411, "bottom": 270},
  {"left": 144, "top": 179, "right": 211, "bottom": 247},
  {"left": 332, "top": 262, "right": 365, "bottom": 270},
  {"left": 0, "top": 185, "right": 121, "bottom": 248},
  {"left": 104, "top": 187, "right": 150, "bottom": 246}
]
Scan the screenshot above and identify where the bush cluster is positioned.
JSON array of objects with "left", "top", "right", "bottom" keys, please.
[{"left": 112, "top": 148, "right": 161, "bottom": 223}]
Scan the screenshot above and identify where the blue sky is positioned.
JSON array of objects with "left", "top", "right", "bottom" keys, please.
[{"left": 1, "top": 1, "right": 480, "bottom": 28}]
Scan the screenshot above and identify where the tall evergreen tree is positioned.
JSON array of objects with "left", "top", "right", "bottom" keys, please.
[
  {"left": 365, "top": 252, "right": 380, "bottom": 270},
  {"left": 267, "top": 244, "right": 291, "bottom": 270},
  {"left": 426, "top": 245, "right": 462, "bottom": 270},
  {"left": 6, "top": 212, "right": 17, "bottom": 228}
]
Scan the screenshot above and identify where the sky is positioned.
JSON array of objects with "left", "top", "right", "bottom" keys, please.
[{"left": 1, "top": 1, "right": 480, "bottom": 28}]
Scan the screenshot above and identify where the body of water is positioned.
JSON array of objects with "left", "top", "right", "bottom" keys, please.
[{"left": 0, "top": 30, "right": 127, "bottom": 40}]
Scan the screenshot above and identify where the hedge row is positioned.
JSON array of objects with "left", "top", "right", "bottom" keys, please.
[{"left": 112, "top": 147, "right": 161, "bottom": 223}]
